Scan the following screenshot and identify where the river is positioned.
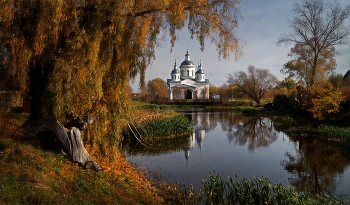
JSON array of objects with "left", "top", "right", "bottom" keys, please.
[{"left": 122, "top": 108, "right": 350, "bottom": 200}]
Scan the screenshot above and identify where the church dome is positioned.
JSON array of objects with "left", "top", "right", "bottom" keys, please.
[
  {"left": 196, "top": 68, "right": 205, "bottom": 74},
  {"left": 171, "top": 68, "right": 180, "bottom": 74},
  {"left": 181, "top": 59, "right": 195, "bottom": 66},
  {"left": 180, "top": 52, "right": 195, "bottom": 66}
]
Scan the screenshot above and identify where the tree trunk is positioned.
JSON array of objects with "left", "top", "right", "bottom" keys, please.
[{"left": 24, "top": 113, "right": 103, "bottom": 173}]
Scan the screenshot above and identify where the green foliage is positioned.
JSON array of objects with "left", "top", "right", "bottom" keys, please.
[
  {"left": 134, "top": 103, "right": 207, "bottom": 110},
  {"left": 318, "top": 126, "right": 350, "bottom": 141},
  {"left": 282, "top": 117, "right": 296, "bottom": 128},
  {"left": 191, "top": 172, "right": 347, "bottom": 205},
  {"left": 0, "top": 173, "right": 54, "bottom": 205},
  {"left": 328, "top": 73, "right": 348, "bottom": 89},
  {"left": 123, "top": 112, "right": 192, "bottom": 139},
  {"left": 237, "top": 106, "right": 259, "bottom": 116},
  {"left": 276, "top": 78, "right": 298, "bottom": 90}
]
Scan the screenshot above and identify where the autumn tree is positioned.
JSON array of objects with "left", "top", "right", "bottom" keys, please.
[
  {"left": 282, "top": 43, "right": 337, "bottom": 88},
  {"left": 276, "top": 78, "right": 298, "bottom": 90},
  {"left": 227, "top": 65, "right": 277, "bottom": 105},
  {"left": 278, "top": 0, "right": 350, "bottom": 87},
  {"left": 147, "top": 78, "right": 167, "bottom": 99},
  {"left": 328, "top": 73, "right": 348, "bottom": 89},
  {"left": 308, "top": 80, "right": 345, "bottom": 121},
  {"left": 209, "top": 84, "right": 218, "bottom": 99},
  {"left": 0, "top": 0, "right": 243, "bottom": 151}
]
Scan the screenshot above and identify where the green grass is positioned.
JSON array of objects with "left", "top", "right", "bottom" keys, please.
[
  {"left": 123, "top": 111, "right": 193, "bottom": 140},
  {"left": 281, "top": 117, "right": 296, "bottom": 128},
  {"left": 134, "top": 103, "right": 207, "bottom": 110},
  {"left": 318, "top": 126, "right": 350, "bottom": 141},
  {"left": 237, "top": 106, "right": 260, "bottom": 116},
  {"left": 178, "top": 172, "right": 348, "bottom": 205}
]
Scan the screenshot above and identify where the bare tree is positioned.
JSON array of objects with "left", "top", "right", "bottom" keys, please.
[
  {"left": 277, "top": 0, "right": 350, "bottom": 86},
  {"left": 227, "top": 65, "right": 277, "bottom": 105}
]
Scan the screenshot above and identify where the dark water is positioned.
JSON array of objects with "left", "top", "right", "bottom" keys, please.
[{"left": 122, "top": 108, "right": 350, "bottom": 200}]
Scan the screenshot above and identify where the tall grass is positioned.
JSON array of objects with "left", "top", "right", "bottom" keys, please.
[
  {"left": 236, "top": 106, "right": 259, "bottom": 116},
  {"left": 135, "top": 103, "right": 207, "bottom": 110},
  {"left": 123, "top": 112, "right": 192, "bottom": 140},
  {"left": 178, "top": 172, "right": 347, "bottom": 205},
  {"left": 281, "top": 117, "right": 296, "bottom": 128},
  {"left": 318, "top": 125, "right": 350, "bottom": 141}
]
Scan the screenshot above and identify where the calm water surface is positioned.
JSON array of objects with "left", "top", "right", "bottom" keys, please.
[{"left": 122, "top": 108, "right": 350, "bottom": 199}]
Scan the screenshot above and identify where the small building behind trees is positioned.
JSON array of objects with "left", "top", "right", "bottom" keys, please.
[{"left": 167, "top": 51, "right": 210, "bottom": 100}]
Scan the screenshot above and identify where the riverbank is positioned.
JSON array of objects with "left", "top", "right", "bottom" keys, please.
[
  {"left": 2, "top": 106, "right": 349, "bottom": 204},
  {"left": 0, "top": 112, "right": 169, "bottom": 204},
  {"left": 136, "top": 101, "right": 349, "bottom": 141}
]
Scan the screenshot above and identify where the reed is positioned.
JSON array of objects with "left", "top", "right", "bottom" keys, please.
[
  {"left": 318, "top": 125, "right": 350, "bottom": 141},
  {"left": 237, "top": 106, "right": 259, "bottom": 116},
  {"left": 123, "top": 111, "right": 192, "bottom": 140},
  {"left": 281, "top": 117, "right": 296, "bottom": 128},
  {"left": 177, "top": 172, "right": 347, "bottom": 204}
]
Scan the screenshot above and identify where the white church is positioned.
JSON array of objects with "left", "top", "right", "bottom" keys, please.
[{"left": 167, "top": 51, "right": 210, "bottom": 100}]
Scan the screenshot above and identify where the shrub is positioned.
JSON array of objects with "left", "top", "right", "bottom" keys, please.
[
  {"left": 318, "top": 126, "right": 350, "bottom": 141},
  {"left": 307, "top": 80, "right": 345, "bottom": 121},
  {"left": 282, "top": 117, "right": 295, "bottom": 128}
]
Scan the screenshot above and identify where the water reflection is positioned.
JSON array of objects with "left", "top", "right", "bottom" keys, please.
[
  {"left": 282, "top": 137, "right": 350, "bottom": 196},
  {"left": 123, "top": 108, "right": 350, "bottom": 199},
  {"left": 182, "top": 129, "right": 205, "bottom": 161},
  {"left": 181, "top": 109, "right": 278, "bottom": 152}
]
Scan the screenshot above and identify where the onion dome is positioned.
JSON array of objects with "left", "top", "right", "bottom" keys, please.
[
  {"left": 196, "top": 62, "right": 205, "bottom": 74},
  {"left": 171, "top": 60, "right": 180, "bottom": 74},
  {"left": 180, "top": 51, "right": 195, "bottom": 66}
]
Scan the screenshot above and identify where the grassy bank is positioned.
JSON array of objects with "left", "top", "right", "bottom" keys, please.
[
  {"left": 0, "top": 112, "right": 166, "bottom": 204},
  {"left": 133, "top": 99, "right": 273, "bottom": 110},
  {"left": 123, "top": 111, "right": 193, "bottom": 140}
]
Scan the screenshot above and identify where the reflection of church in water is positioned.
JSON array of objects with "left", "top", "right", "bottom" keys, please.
[
  {"left": 183, "top": 129, "right": 206, "bottom": 161},
  {"left": 182, "top": 111, "right": 213, "bottom": 161}
]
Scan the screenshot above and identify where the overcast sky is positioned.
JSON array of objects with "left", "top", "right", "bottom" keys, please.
[{"left": 131, "top": 0, "right": 350, "bottom": 92}]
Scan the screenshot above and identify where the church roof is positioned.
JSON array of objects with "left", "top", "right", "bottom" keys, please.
[
  {"left": 171, "top": 69, "right": 180, "bottom": 74},
  {"left": 180, "top": 60, "right": 194, "bottom": 66},
  {"left": 196, "top": 69, "right": 205, "bottom": 74}
]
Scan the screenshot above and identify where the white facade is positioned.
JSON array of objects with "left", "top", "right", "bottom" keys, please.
[{"left": 167, "top": 52, "right": 210, "bottom": 100}]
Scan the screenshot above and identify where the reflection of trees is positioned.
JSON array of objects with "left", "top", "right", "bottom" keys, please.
[
  {"left": 281, "top": 139, "right": 350, "bottom": 195},
  {"left": 180, "top": 109, "right": 278, "bottom": 151},
  {"left": 226, "top": 117, "right": 278, "bottom": 151}
]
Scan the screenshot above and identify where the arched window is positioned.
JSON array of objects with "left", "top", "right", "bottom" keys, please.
[
  {"left": 192, "top": 70, "right": 194, "bottom": 76},
  {"left": 187, "top": 70, "right": 189, "bottom": 76}
]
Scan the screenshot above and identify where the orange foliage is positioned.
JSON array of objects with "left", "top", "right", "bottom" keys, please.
[
  {"left": 307, "top": 80, "right": 345, "bottom": 121},
  {"left": 0, "top": 0, "right": 242, "bottom": 162}
]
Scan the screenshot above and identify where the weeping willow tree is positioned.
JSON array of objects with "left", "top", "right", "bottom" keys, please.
[{"left": 0, "top": 0, "right": 242, "bottom": 158}]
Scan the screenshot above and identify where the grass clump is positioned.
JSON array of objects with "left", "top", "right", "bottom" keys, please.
[
  {"left": 281, "top": 117, "right": 296, "bottom": 128},
  {"left": 237, "top": 106, "right": 259, "bottom": 116},
  {"left": 123, "top": 111, "right": 192, "bottom": 140},
  {"left": 318, "top": 126, "right": 350, "bottom": 141},
  {"left": 179, "top": 172, "right": 348, "bottom": 205}
]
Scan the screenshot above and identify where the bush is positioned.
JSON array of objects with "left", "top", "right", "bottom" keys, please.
[
  {"left": 282, "top": 117, "right": 295, "bottom": 128},
  {"left": 318, "top": 125, "right": 350, "bottom": 141},
  {"left": 307, "top": 80, "right": 345, "bottom": 121},
  {"left": 237, "top": 107, "right": 259, "bottom": 116}
]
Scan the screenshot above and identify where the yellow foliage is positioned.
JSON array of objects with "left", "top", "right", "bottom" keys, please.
[{"left": 307, "top": 80, "right": 345, "bottom": 121}]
